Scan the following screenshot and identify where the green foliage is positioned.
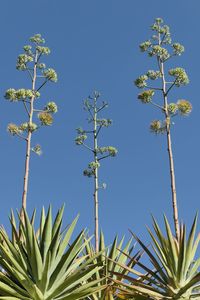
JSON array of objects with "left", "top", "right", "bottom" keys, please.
[
  {"left": 0, "top": 207, "right": 105, "bottom": 300},
  {"left": 84, "top": 232, "right": 139, "bottom": 300},
  {"left": 116, "top": 215, "right": 200, "bottom": 299}
]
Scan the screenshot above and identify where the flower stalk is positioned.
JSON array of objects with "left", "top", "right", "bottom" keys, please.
[
  {"left": 135, "top": 18, "right": 192, "bottom": 240},
  {"left": 75, "top": 91, "right": 117, "bottom": 252}
]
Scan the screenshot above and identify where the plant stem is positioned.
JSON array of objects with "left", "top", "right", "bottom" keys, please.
[
  {"left": 21, "top": 52, "right": 37, "bottom": 220},
  {"left": 159, "top": 35, "right": 180, "bottom": 240},
  {"left": 93, "top": 97, "right": 99, "bottom": 252}
]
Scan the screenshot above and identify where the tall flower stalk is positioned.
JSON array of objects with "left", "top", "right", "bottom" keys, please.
[
  {"left": 135, "top": 18, "right": 192, "bottom": 240},
  {"left": 4, "top": 34, "right": 58, "bottom": 219},
  {"left": 75, "top": 91, "right": 117, "bottom": 252}
]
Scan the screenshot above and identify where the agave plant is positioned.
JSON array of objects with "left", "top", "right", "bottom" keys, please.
[
  {"left": 113, "top": 215, "right": 200, "bottom": 299},
  {"left": 0, "top": 206, "right": 105, "bottom": 300},
  {"left": 84, "top": 231, "right": 142, "bottom": 300}
]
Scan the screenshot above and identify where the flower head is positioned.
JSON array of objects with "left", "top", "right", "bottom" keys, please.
[
  {"left": 43, "top": 68, "right": 58, "bottom": 82},
  {"left": 45, "top": 102, "right": 58, "bottom": 113},
  {"left": 177, "top": 100, "right": 192, "bottom": 115},
  {"left": 138, "top": 90, "right": 154, "bottom": 104},
  {"left": 38, "top": 112, "right": 53, "bottom": 126},
  {"left": 134, "top": 75, "right": 148, "bottom": 88},
  {"left": 168, "top": 68, "right": 189, "bottom": 86}
]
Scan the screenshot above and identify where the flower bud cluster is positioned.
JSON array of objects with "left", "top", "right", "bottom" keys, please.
[
  {"left": 139, "top": 40, "right": 151, "bottom": 52},
  {"left": 38, "top": 112, "right": 53, "bottom": 126},
  {"left": 19, "top": 122, "right": 38, "bottom": 132},
  {"left": 32, "top": 144, "right": 42, "bottom": 155},
  {"left": 97, "top": 118, "right": 112, "bottom": 127},
  {"left": 134, "top": 75, "right": 148, "bottom": 88},
  {"left": 5, "top": 88, "right": 40, "bottom": 101},
  {"left": 150, "top": 120, "right": 167, "bottom": 134},
  {"left": 75, "top": 134, "right": 87, "bottom": 145},
  {"left": 29, "top": 34, "right": 45, "bottom": 44},
  {"left": 167, "top": 103, "right": 178, "bottom": 114},
  {"left": 43, "top": 68, "right": 58, "bottom": 82},
  {"left": 146, "top": 70, "right": 161, "bottom": 80},
  {"left": 36, "top": 46, "right": 50, "bottom": 55},
  {"left": 7, "top": 123, "right": 21, "bottom": 135},
  {"left": 97, "top": 146, "right": 118, "bottom": 156},
  {"left": 149, "top": 45, "right": 170, "bottom": 61},
  {"left": 168, "top": 68, "right": 189, "bottom": 86},
  {"left": 44, "top": 101, "right": 58, "bottom": 113},
  {"left": 177, "top": 100, "right": 192, "bottom": 115},
  {"left": 138, "top": 90, "right": 154, "bottom": 104},
  {"left": 172, "top": 43, "right": 184, "bottom": 56},
  {"left": 16, "top": 54, "right": 33, "bottom": 70},
  {"left": 83, "top": 161, "right": 100, "bottom": 177}
]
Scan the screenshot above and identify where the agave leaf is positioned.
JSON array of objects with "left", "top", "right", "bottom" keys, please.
[
  {"left": 40, "top": 205, "right": 52, "bottom": 261},
  {"left": 52, "top": 204, "right": 65, "bottom": 238},
  {"left": 184, "top": 214, "right": 198, "bottom": 275}
]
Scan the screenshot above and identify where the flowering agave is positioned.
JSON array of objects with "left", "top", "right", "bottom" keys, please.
[
  {"left": 75, "top": 91, "right": 117, "bottom": 252},
  {"left": 0, "top": 206, "right": 105, "bottom": 300},
  {"left": 114, "top": 215, "right": 200, "bottom": 299},
  {"left": 4, "top": 34, "right": 58, "bottom": 219},
  {"left": 134, "top": 18, "right": 192, "bottom": 240}
]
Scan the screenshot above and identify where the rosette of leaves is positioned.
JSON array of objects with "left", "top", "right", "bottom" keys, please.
[
  {"left": 84, "top": 232, "right": 141, "bottom": 300},
  {"left": 0, "top": 206, "right": 106, "bottom": 300},
  {"left": 114, "top": 215, "right": 200, "bottom": 299}
]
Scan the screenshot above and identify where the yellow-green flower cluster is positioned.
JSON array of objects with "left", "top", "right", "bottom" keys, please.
[
  {"left": 43, "top": 68, "right": 58, "bottom": 82},
  {"left": 138, "top": 90, "right": 154, "bottom": 104},
  {"left": 36, "top": 46, "right": 50, "bottom": 55},
  {"left": 149, "top": 45, "right": 170, "bottom": 61},
  {"left": 45, "top": 102, "right": 58, "bottom": 113},
  {"left": 167, "top": 103, "right": 178, "bottom": 114},
  {"left": 168, "top": 67, "right": 189, "bottom": 86},
  {"left": 75, "top": 134, "right": 87, "bottom": 145},
  {"left": 150, "top": 120, "right": 166, "bottom": 134},
  {"left": 97, "top": 118, "right": 112, "bottom": 127},
  {"left": 32, "top": 144, "right": 42, "bottom": 155},
  {"left": 38, "top": 112, "right": 53, "bottom": 126},
  {"left": 177, "top": 100, "right": 192, "bottom": 115},
  {"left": 16, "top": 54, "right": 33, "bottom": 70},
  {"left": 139, "top": 40, "right": 151, "bottom": 52},
  {"left": 7, "top": 123, "right": 21, "bottom": 135},
  {"left": 134, "top": 75, "right": 148, "bottom": 88},
  {"left": 97, "top": 146, "right": 118, "bottom": 156},
  {"left": 29, "top": 34, "right": 45, "bottom": 44},
  {"left": 83, "top": 161, "right": 100, "bottom": 177},
  {"left": 172, "top": 43, "right": 184, "bottom": 56},
  {"left": 37, "top": 63, "right": 46, "bottom": 69},
  {"left": 19, "top": 122, "right": 38, "bottom": 132},
  {"left": 146, "top": 70, "right": 161, "bottom": 80},
  {"left": 4, "top": 88, "right": 40, "bottom": 101}
]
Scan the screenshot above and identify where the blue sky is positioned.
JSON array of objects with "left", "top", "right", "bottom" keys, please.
[{"left": 0, "top": 0, "right": 199, "bottom": 243}]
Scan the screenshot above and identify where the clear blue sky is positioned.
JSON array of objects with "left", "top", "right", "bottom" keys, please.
[{"left": 0, "top": 0, "right": 199, "bottom": 242}]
